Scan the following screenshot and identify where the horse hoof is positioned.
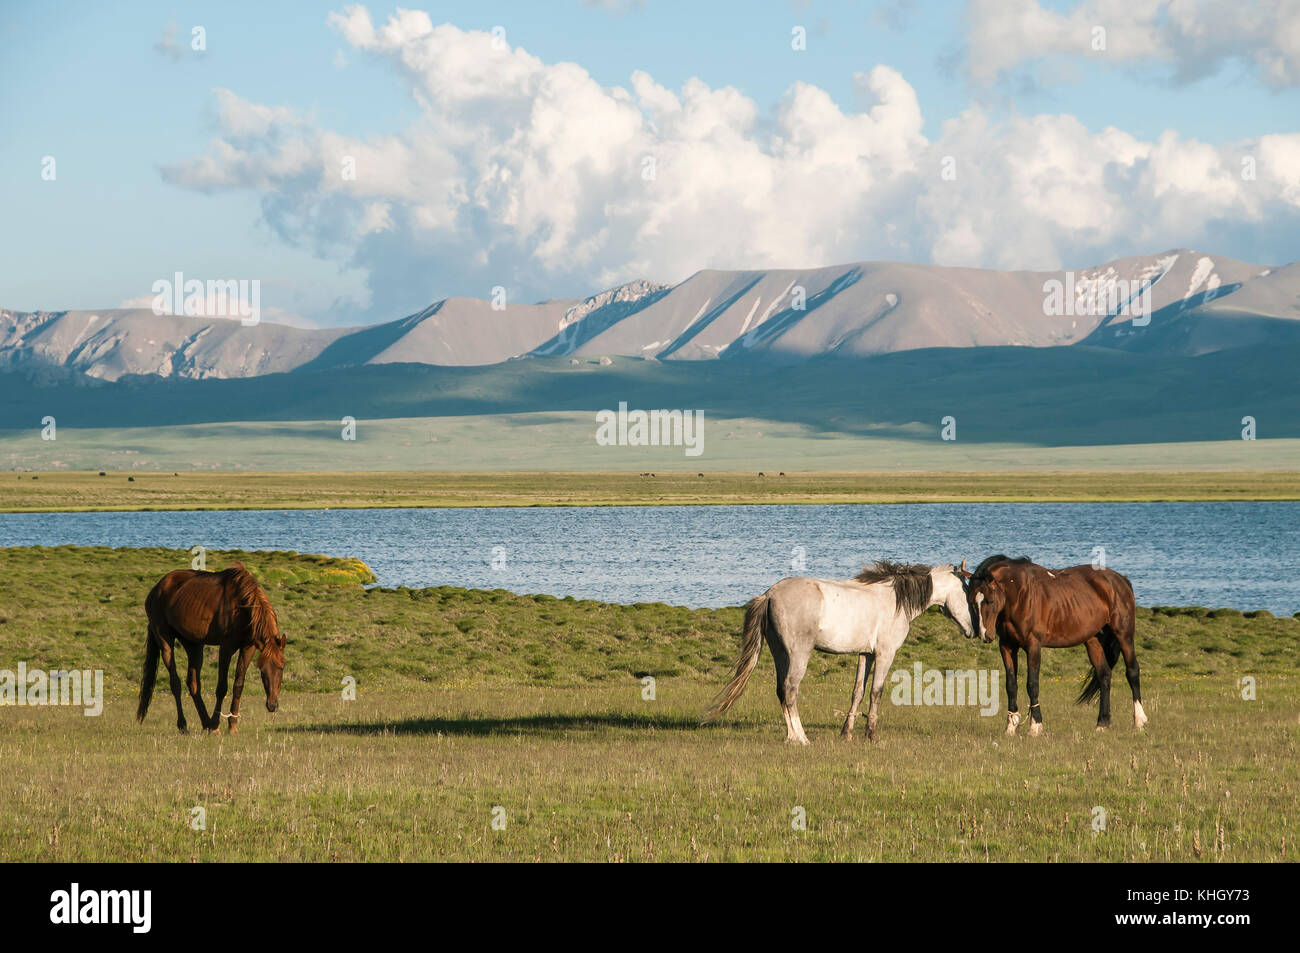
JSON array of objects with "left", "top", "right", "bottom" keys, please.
[
  {"left": 840, "top": 731, "right": 853, "bottom": 741},
  {"left": 1029, "top": 721, "right": 1044, "bottom": 737},
  {"left": 1134, "top": 702, "right": 1149, "bottom": 730},
  {"left": 1095, "top": 725, "right": 1109, "bottom": 732}
]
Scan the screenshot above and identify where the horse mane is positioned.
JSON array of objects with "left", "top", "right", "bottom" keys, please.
[
  {"left": 225, "top": 563, "right": 282, "bottom": 660},
  {"left": 854, "top": 561, "right": 934, "bottom": 615},
  {"left": 970, "top": 555, "right": 1033, "bottom": 582}
]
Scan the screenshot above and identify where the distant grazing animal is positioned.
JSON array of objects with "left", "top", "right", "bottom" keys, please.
[
  {"left": 138, "top": 563, "right": 286, "bottom": 733},
  {"left": 966, "top": 555, "right": 1145, "bottom": 736},
  {"left": 703, "top": 561, "right": 976, "bottom": 744}
]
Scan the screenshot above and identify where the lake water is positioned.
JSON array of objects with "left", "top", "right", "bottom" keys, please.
[
  {"left": 5, "top": 501, "right": 1294, "bottom": 613},
  {"left": 1, "top": 502, "right": 1296, "bottom": 613}
]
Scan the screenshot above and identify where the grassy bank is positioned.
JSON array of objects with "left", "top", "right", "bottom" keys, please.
[
  {"left": 2, "top": 546, "right": 1298, "bottom": 694},
  {"left": 4, "top": 469, "right": 1300, "bottom": 512},
  {"left": 0, "top": 546, "right": 1295, "bottom": 861}
]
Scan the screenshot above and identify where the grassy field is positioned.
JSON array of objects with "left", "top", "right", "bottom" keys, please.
[
  {"left": 0, "top": 546, "right": 1297, "bottom": 861},
  {"left": 4, "top": 468, "right": 1300, "bottom": 512},
  {"left": 5, "top": 415, "right": 1300, "bottom": 473}
]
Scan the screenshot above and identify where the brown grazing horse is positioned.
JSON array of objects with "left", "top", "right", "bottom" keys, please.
[
  {"left": 137, "top": 562, "right": 285, "bottom": 733},
  {"left": 966, "top": 555, "right": 1146, "bottom": 736}
]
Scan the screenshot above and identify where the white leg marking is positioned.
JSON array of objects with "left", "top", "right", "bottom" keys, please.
[
  {"left": 791, "top": 711, "right": 810, "bottom": 745},
  {"left": 782, "top": 706, "right": 796, "bottom": 742}
]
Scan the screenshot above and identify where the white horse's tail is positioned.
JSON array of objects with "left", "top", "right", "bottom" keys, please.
[{"left": 701, "top": 592, "right": 770, "bottom": 724}]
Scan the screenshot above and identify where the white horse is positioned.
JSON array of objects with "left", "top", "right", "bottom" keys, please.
[{"left": 703, "top": 561, "right": 982, "bottom": 744}]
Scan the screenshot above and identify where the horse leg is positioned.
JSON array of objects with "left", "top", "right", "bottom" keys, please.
[
  {"left": 1000, "top": 640, "right": 1020, "bottom": 736},
  {"left": 841, "top": 652, "right": 871, "bottom": 740},
  {"left": 182, "top": 643, "right": 215, "bottom": 732},
  {"left": 156, "top": 629, "right": 189, "bottom": 733},
  {"left": 769, "top": 629, "right": 811, "bottom": 745},
  {"left": 766, "top": 637, "right": 797, "bottom": 743},
  {"left": 783, "top": 648, "right": 812, "bottom": 746},
  {"left": 211, "top": 643, "right": 234, "bottom": 734},
  {"left": 1084, "top": 635, "right": 1113, "bottom": 730},
  {"left": 227, "top": 645, "right": 255, "bottom": 734},
  {"left": 865, "top": 644, "right": 897, "bottom": 743},
  {"left": 1116, "top": 627, "right": 1147, "bottom": 729},
  {"left": 1026, "top": 640, "right": 1044, "bottom": 736}
]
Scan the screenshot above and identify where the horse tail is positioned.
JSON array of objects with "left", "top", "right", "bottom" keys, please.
[
  {"left": 701, "top": 592, "right": 770, "bottom": 724},
  {"left": 137, "top": 627, "right": 160, "bottom": 723},
  {"left": 1077, "top": 628, "right": 1121, "bottom": 705}
]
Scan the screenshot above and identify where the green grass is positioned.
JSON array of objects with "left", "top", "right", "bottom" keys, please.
[
  {"left": 0, "top": 546, "right": 1296, "bottom": 861},
  {"left": 2, "top": 682, "right": 1296, "bottom": 862},
  {"left": 4, "top": 468, "right": 1300, "bottom": 512},
  {"left": 3, "top": 546, "right": 1299, "bottom": 693}
]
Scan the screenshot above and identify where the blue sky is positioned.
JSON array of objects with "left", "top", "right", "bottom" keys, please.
[{"left": 2, "top": 0, "right": 1298, "bottom": 326}]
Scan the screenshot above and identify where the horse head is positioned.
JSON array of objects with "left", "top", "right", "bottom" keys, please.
[
  {"left": 253, "top": 611, "right": 286, "bottom": 713},
  {"left": 932, "top": 562, "right": 977, "bottom": 640},
  {"left": 965, "top": 558, "right": 1009, "bottom": 644}
]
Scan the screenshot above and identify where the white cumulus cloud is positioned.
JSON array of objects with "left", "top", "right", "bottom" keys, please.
[
  {"left": 963, "top": 0, "right": 1300, "bottom": 88},
  {"left": 159, "top": 4, "right": 1300, "bottom": 324}
]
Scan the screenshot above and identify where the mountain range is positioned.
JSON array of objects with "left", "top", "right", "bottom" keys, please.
[{"left": 4, "top": 249, "right": 1298, "bottom": 382}]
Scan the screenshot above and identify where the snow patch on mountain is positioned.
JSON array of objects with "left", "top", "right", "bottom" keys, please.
[
  {"left": 1184, "top": 256, "right": 1217, "bottom": 302},
  {"left": 558, "top": 280, "right": 668, "bottom": 332}
]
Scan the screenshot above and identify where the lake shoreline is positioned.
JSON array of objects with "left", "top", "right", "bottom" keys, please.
[
  {"left": 4, "top": 468, "right": 1300, "bottom": 512},
  {"left": 5, "top": 500, "right": 1297, "bottom": 614}
]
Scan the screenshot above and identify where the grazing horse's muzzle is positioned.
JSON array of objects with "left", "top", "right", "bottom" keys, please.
[{"left": 261, "top": 663, "right": 283, "bottom": 713}]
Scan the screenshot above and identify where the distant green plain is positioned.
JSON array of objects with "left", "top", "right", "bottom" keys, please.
[
  {"left": 4, "top": 413, "right": 1300, "bottom": 475},
  {"left": 3, "top": 466, "right": 1300, "bottom": 511}
]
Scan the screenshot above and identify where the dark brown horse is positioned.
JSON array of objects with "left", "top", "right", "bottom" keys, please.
[
  {"left": 137, "top": 562, "right": 285, "bottom": 734},
  {"left": 966, "top": 555, "right": 1146, "bottom": 735}
]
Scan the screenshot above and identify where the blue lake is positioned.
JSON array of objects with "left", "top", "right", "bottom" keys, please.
[{"left": 0, "top": 502, "right": 1296, "bottom": 613}]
